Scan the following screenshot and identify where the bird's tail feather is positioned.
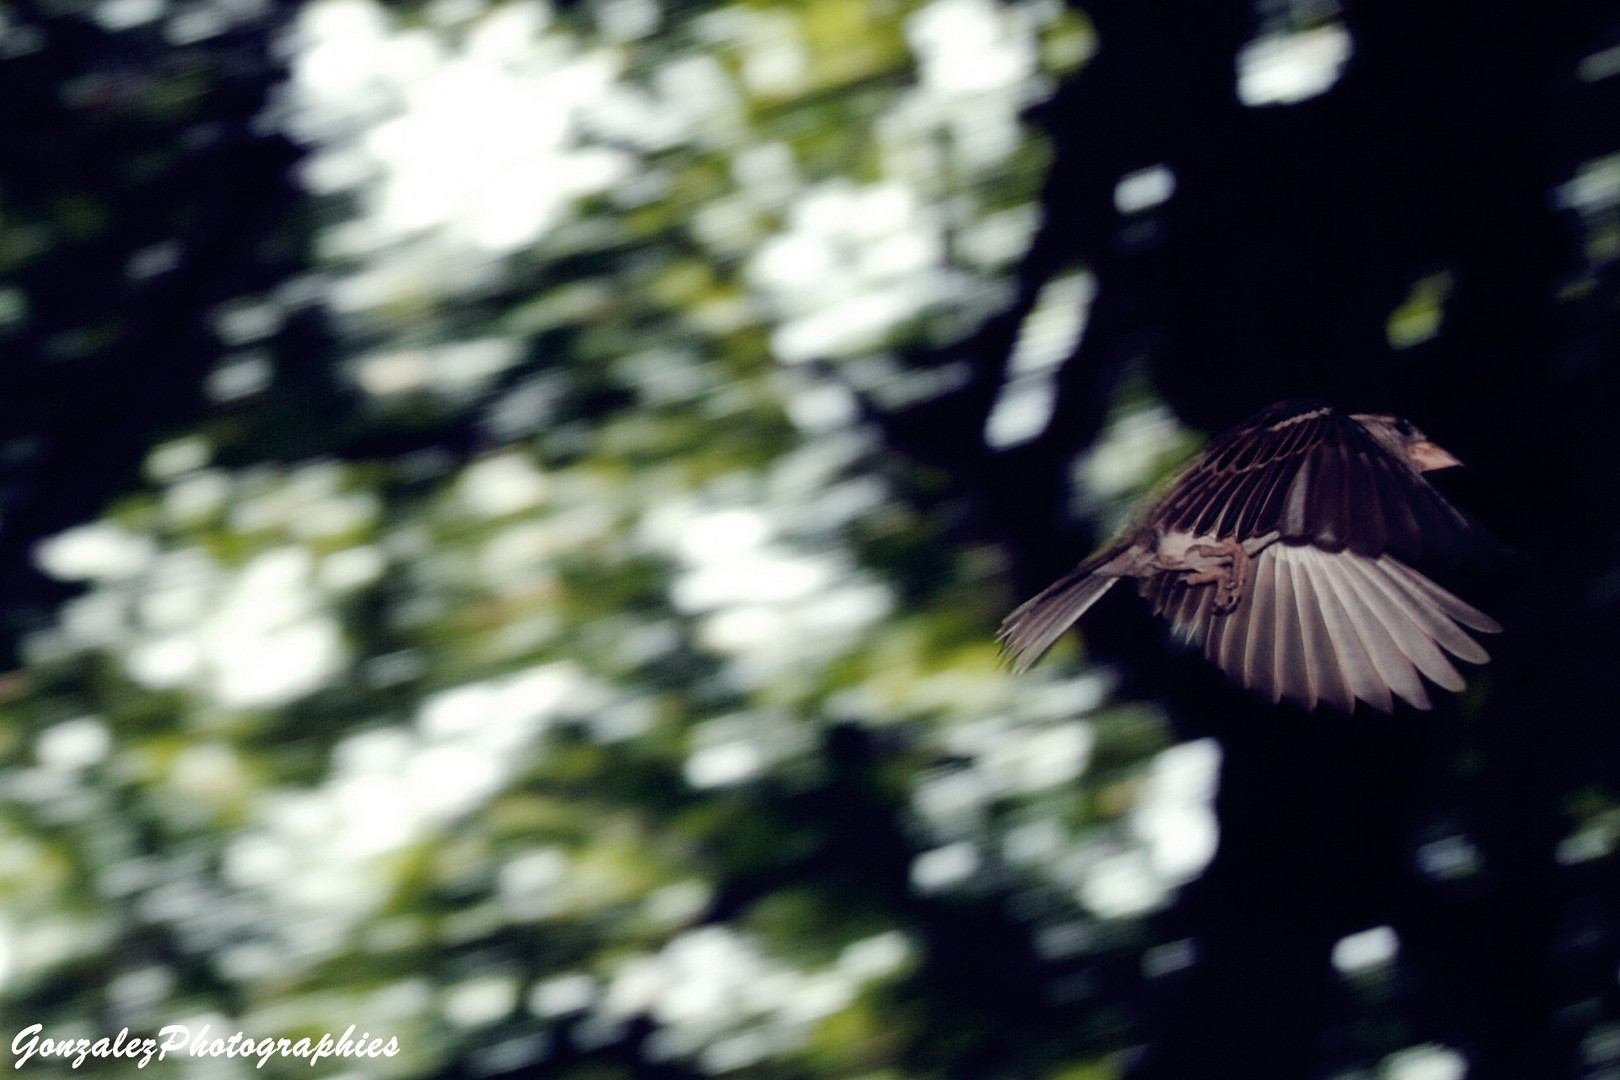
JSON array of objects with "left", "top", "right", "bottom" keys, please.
[{"left": 999, "top": 569, "right": 1119, "bottom": 672}]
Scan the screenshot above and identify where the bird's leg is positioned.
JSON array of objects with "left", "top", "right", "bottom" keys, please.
[{"left": 1179, "top": 537, "right": 1250, "bottom": 613}]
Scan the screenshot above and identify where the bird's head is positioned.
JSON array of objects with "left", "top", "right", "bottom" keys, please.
[{"left": 1350, "top": 413, "right": 1463, "bottom": 473}]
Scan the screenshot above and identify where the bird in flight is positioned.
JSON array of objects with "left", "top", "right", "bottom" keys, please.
[{"left": 1000, "top": 401, "right": 1501, "bottom": 712}]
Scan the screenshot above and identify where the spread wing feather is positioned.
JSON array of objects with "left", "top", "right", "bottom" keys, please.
[
  {"left": 1322, "top": 554, "right": 1430, "bottom": 710},
  {"left": 1157, "top": 545, "right": 1497, "bottom": 712}
]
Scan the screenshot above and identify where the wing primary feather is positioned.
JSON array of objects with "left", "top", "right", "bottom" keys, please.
[
  {"left": 1384, "top": 559, "right": 1503, "bottom": 634},
  {"left": 1207, "top": 598, "right": 1234, "bottom": 672},
  {"left": 1230, "top": 585, "right": 1257, "bottom": 675},
  {"left": 1242, "top": 551, "right": 1279, "bottom": 701},
  {"left": 1173, "top": 583, "right": 1206, "bottom": 644},
  {"left": 1170, "top": 581, "right": 1211, "bottom": 652},
  {"left": 1371, "top": 559, "right": 1490, "bottom": 666},
  {"left": 1270, "top": 548, "right": 1301, "bottom": 704},
  {"left": 1156, "top": 575, "right": 1177, "bottom": 623},
  {"left": 1308, "top": 565, "right": 1356, "bottom": 712},
  {"left": 1209, "top": 590, "right": 1249, "bottom": 679},
  {"left": 1190, "top": 584, "right": 1216, "bottom": 646},
  {"left": 1158, "top": 579, "right": 1194, "bottom": 643},
  {"left": 1284, "top": 548, "right": 1342, "bottom": 711},
  {"left": 1268, "top": 550, "right": 1305, "bottom": 705},
  {"left": 1148, "top": 572, "right": 1174, "bottom": 616},
  {"left": 1320, "top": 555, "right": 1429, "bottom": 710},
  {"left": 1306, "top": 549, "right": 1391, "bottom": 712},
  {"left": 1203, "top": 605, "right": 1226, "bottom": 669},
  {"left": 1344, "top": 557, "right": 1466, "bottom": 692}
]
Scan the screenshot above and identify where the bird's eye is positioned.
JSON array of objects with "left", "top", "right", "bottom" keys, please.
[{"left": 1395, "top": 419, "right": 1414, "bottom": 437}]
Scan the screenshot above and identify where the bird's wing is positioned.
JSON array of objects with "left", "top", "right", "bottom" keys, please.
[
  {"left": 1000, "top": 400, "right": 1487, "bottom": 684},
  {"left": 1152, "top": 544, "right": 1501, "bottom": 712},
  {"left": 1148, "top": 400, "right": 1473, "bottom": 559}
]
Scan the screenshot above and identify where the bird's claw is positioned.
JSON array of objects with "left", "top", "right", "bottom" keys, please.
[{"left": 1181, "top": 537, "right": 1248, "bottom": 613}]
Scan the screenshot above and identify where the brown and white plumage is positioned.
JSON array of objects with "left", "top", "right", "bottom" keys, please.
[{"left": 999, "top": 401, "right": 1501, "bottom": 712}]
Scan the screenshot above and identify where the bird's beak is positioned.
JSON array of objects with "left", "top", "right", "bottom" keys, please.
[{"left": 1410, "top": 440, "right": 1463, "bottom": 472}]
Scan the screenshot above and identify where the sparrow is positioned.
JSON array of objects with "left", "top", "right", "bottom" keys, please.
[{"left": 999, "top": 401, "right": 1501, "bottom": 712}]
